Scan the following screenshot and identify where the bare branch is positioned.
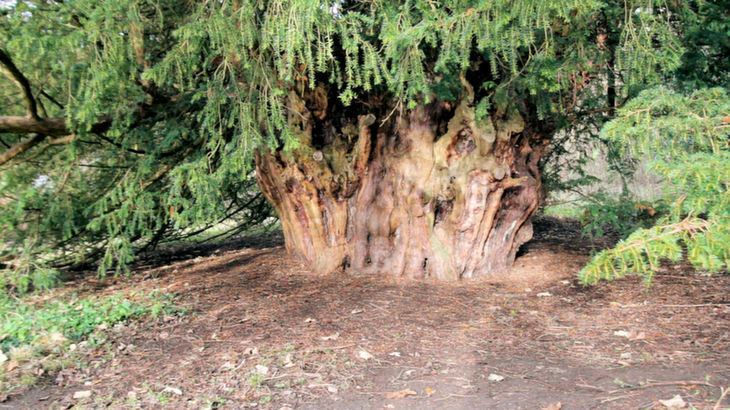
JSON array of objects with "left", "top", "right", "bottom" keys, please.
[
  {"left": 0, "top": 116, "right": 111, "bottom": 165},
  {"left": 0, "top": 48, "right": 39, "bottom": 119},
  {"left": 0, "top": 134, "right": 45, "bottom": 165},
  {"left": 0, "top": 116, "right": 68, "bottom": 136},
  {"left": 48, "top": 134, "right": 76, "bottom": 145},
  {"left": 40, "top": 90, "right": 64, "bottom": 109},
  {"left": 96, "top": 134, "right": 147, "bottom": 154}
]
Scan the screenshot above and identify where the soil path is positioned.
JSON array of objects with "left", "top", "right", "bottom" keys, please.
[{"left": 9, "top": 218, "right": 730, "bottom": 409}]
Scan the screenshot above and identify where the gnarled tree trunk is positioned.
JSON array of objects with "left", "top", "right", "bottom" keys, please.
[{"left": 255, "top": 86, "right": 545, "bottom": 281}]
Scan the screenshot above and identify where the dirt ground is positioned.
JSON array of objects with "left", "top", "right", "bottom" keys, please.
[{"left": 8, "top": 217, "right": 730, "bottom": 409}]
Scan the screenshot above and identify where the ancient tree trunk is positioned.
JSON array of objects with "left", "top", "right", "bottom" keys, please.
[{"left": 255, "top": 87, "right": 544, "bottom": 281}]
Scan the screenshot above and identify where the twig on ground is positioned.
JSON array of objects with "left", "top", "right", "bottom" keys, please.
[
  {"left": 600, "top": 393, "right": 639, "bottom": 404},
  {"left": 433, "top": 393, "right": 477, "bottom": 401},
  {"left": 367, "top": 302, "right": 390, "bottom": 313},
  {"left": 576, "top": 383, "right": 608, "bottom": 392},
  {"left": 714, "top": 386, "right": 729, "bottom": 410},
  {"left": 659, "top": 303, "right": 729, "bottom": 308},
  {"left": 303, "top": 343, "right": 356, "bottom": 353},
  {"left": 607, "top": 380, "right": 715, "bottom": 394}
]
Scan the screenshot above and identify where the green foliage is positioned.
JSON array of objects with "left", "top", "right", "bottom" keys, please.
[
  {"left": 675, "top": 0, "right": 730, "bottom": 90},
  {"left": 1, "top": 0, "right": 276, "bottom": 288},
  {"left": 579, "top": 87, "right": 730, "bottom": 284},
  {"left": 614, "top": 3, "right": 684, "bottom": 92},
  {"left": 580, "top": 192, "right": 665, "bottom": 239},
  {"left": 0, "top": 290, "right": 180, "bottom": 351},
  {"left": 0, "top": 243, "right": 59, "bottom": 294}
]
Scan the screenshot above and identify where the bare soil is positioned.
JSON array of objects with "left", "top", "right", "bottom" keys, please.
[{"left": 7, "top": 218, "right": 730, "bottom": 409}]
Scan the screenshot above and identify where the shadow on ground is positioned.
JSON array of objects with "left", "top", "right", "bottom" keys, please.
[{"left": 10, "top": 218, "right": 730, "bottom": 409}]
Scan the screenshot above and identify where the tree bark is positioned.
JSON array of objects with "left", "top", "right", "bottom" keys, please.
[
  {"left": 255, "top": 89, "right": 544, "bottom": 281},
  {"left": 0, "top": 116, "right": 68, "bottom": 136}
]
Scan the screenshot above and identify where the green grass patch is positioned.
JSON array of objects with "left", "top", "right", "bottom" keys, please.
[
  {"left": 541, "top": 203, "right": 584, "bottom": 219},
  {"left": 0, "top": 291, "right": 180, "bottom": 351},
  {"left": 0, "top": 289, "right": 183, "bottom": 396}
]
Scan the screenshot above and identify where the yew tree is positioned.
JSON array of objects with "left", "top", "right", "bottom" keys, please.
[{"left": 0, "top": 0, "right": 724, "bottom": 288}]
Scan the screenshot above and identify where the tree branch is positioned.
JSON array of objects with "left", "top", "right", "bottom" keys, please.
[
  {"left": 40, "top": 90, "right": 64, "bottom": 109},
  {"left": 0, "top": 134, "right": 46, "bottom": 165},
  {"left": 47, "top": 134, "right": 76, "bottom": 145},
  {"left": 0, "top": 48, "right": 74, "bottom": 165},
  {"left": 0, "top": 116, "right": 68, "bottom": 136},
  {"left": 0, "top": 48, "right": 39, "bottom": 119},
  {"left": 96, "top": 133, "right": 147, "bottom": 154},
  {"left": 0, "top": 116, "right": 112, "bottom": 165}
]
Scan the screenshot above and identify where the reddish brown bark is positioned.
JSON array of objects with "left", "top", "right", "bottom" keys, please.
[{"left": 255, "top": 89, "right": 543, "bottom": 281}]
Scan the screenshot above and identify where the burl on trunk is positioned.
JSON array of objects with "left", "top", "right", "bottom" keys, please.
[{"left": 255, "top": 85, "right": 544, "bottom": 281}]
